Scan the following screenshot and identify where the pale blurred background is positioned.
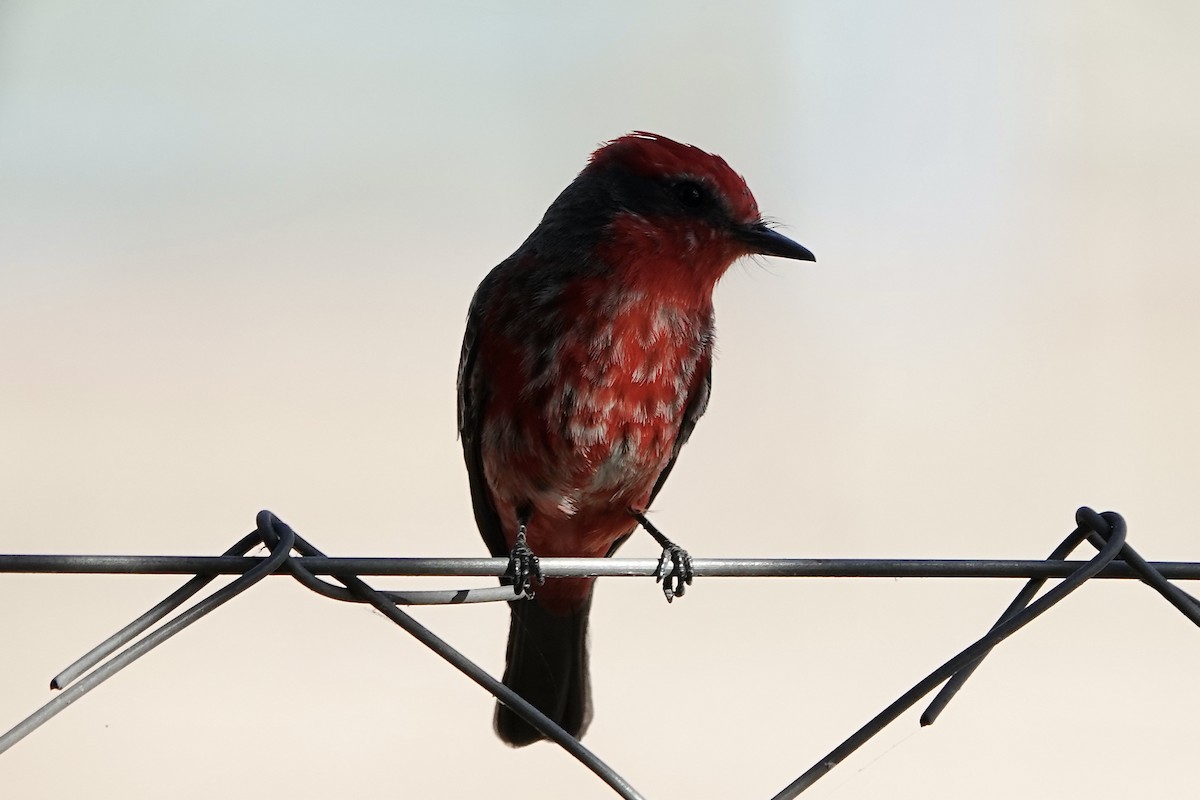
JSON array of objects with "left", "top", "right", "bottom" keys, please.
[{"left": 2, "top": 1, "right": 1198, "bottom": 797}]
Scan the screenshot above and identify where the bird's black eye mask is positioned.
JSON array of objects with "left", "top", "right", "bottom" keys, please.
[{"left": 605, "top": 166, "right": 735, "bottom": 228}]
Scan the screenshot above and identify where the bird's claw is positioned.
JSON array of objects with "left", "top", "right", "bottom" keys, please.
[
  {"left": 506, "top": 536, "right": 544, "bottom": 598},
  {"left": 655, "top": 543, "right": 694, "bottom": 603}
]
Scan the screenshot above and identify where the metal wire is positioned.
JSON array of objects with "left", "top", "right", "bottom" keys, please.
[
  {"left": 0, "top": 525, "right": 295, "bottom": 755},
  {"left": 2, "top": 506, "right": 1198, "bottom": 798},
  {"left": 772, "top": 507, "right": 1130, "bottom": 798},
  {"left": 4, "top": 554, "right": 1200, "bottom": 580},
  {"left": 252, "top": 512, "right": 644, "bottom": 800}
]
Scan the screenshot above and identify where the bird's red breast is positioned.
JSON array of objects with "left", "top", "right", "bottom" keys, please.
[{"left": 476, "top": 250, "right": 714, "bottom": 612}]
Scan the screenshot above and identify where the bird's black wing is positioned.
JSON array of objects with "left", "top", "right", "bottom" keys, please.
[{"left": 457, "top": 275, "right": 508, "bottom": 559}]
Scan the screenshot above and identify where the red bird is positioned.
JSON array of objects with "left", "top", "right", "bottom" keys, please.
[{"left": 458, "top": 132, "right": 814, "bottom": 746}]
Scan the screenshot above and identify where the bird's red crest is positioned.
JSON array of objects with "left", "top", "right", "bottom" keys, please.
[{"left": 587, "top": 132, "right": 760, "bottom": 223}]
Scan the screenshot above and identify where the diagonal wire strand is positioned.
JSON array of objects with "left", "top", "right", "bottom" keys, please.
[
  {"left": 50, "top": 531, "right": 265, "bottom": 691},
  {"left": 770, "top": 507, "right": 1127, "bottom": 799},
  {"left": 0, "top": 523, "right": 295, "bottom": 756},
  {"left": 252, "top": 512, "right": 646, "bottom": 800},
  {"left": 922, "top": 516, "right": 1200, "bottom": 727}
]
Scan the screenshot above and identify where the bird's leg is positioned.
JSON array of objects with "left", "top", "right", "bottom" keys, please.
[
  {"left": 505, "top": 506, "right": 544, "bottom": 598},
  {"left": 631, "top": 510, "right": 694, "bottom": 603}
]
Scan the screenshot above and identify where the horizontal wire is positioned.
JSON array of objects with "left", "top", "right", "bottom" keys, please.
[
  {"left": 4, "top": 507, "right": 1197, "bottom": 798},
  {"left": 2, "top": 554, "right": 1199, "bottom": 579}
]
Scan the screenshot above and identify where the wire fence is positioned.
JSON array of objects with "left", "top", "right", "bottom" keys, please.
[{"left": 2, "top": 506, "right": 1198, "bottom": 797}]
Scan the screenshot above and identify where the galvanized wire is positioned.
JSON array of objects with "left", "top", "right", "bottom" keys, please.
[
  {"left": 0, "top": 525, "right": 295, "bottom": 755},
  {"left": 773, "top": 507, "right": 1130, "bottom": 798},
  {"left": 2, "top": 506, "right": 1198, "bottom": 798},
  {"left": 5, "top": 554, "right": 1200, "bottom": 580},
  {"left": 252, "top": 512, "right": 644, "bottom": 800}
]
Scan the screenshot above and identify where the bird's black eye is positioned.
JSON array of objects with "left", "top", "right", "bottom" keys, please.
[{"left": 672, "top": 180, "right": 708, "bottom": 209}]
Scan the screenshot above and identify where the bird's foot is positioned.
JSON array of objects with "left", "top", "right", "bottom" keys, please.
[
  {"left": 505, "top": 527, "right": 544, "bottom": 598},
  {"left": 655, "top": 542, "right": 694, "bottom": 603},
  {"left": 631, "top": 510, "right": 694, "bottom": 603}
]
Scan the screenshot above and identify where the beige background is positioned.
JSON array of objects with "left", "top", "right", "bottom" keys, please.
[{"left": 2, "top": 2, "right": 1199, "bottom": 797}]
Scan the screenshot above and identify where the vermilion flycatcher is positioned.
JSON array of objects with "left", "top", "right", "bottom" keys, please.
[{"left": 458, "top": 132, "right": 814, "bottom": 746}]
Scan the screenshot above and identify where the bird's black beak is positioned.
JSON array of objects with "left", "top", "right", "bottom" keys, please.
[{"left": 738, "top": 222, "right": 816, "bottom": 262}]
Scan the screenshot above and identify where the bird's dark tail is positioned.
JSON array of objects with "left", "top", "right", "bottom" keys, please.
[{"left": 495, "top": 595, "right": 592, "bottom": 747}]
